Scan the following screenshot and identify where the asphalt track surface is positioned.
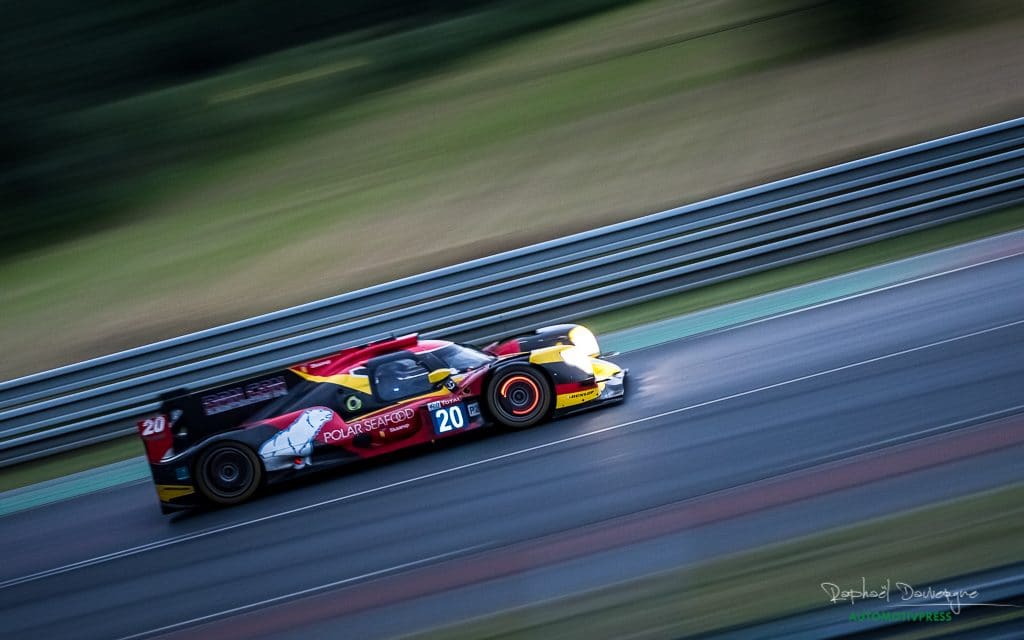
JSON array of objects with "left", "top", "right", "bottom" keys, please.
[{"left": 1, "top": 251, "right": 1022, "bottom": 639}]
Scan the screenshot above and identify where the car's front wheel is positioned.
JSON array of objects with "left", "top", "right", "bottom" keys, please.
[
  {"left": 195, "top": 442, "right": 263, "bottom": 506},
  {"left": 486, "top": 365, "right": 552, "bottom": 429}
]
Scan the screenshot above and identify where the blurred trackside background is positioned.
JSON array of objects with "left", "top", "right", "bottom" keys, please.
[
  {"left": 3, "top": 0, "right": 1024, "bottom": 382},
  {"left": 2, "top": 3, "right": 1024, "bottom": 638}
]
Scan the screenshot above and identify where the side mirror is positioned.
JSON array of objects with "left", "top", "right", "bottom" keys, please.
[
  {"left": 429, "top": 368, "right": 458, "bottom": 392},
  {"left": 428, "top": 369, "right": 452, "bottom": 385}
]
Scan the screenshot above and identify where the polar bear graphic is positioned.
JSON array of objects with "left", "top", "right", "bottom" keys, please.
[{"left": 259, "top": 407, "right": 333, "bottom": 470}]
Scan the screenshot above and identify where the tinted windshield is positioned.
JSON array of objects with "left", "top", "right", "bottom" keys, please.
[
  {"left": 373, "top": 357, "right": 433, "bottom": 402},
  {"left": 435, "top": 344, "right": 493, "bottom": 372}
]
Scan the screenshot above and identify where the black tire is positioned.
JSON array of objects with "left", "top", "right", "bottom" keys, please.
[
  {"left": 486, "top": 365, "right": 552, "bottom": 429},
  {"left": 195, "top": 442, "right": 263, "bottom": 506}
]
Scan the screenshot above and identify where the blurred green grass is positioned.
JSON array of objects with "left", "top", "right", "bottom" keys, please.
[
  {"left": 0, "top": 438, "right": 145, "bottom": 493},
  {"left": 408, "top": 482, "right": 1024, "bottom": 639},
  {"left": 2, "top": 0, "right": 637, "bottom": 250},
  {"left": 1, "top": 0, "right": 821, "bottom": 318}
]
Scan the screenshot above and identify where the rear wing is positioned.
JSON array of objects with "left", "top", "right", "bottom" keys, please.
[
  {"left": 136, "top": 371, "right": 296, "bottom": 464},
  {"left": 134, "top": 333, "right": 420, "bottom": 464}
]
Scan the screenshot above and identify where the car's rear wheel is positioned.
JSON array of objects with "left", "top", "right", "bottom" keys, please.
[
  {"left": 486, "top": 365, "right": 552, "bottom": 429},
  {"left": 195, "top": 442, "right": 263, "bottom": 506}
]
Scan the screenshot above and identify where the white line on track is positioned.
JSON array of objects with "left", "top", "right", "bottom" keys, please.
[
  {"left": 1, "top": 254, "right": 1022, "bottom": 593},
  {"left": 113, "top": 545, "right": 486, "bottom": 640},
  {"left": 118, "top": 401, "right": 1024, "bottom": 640},
  {"left": 4, "top": 316, "right": 1021, "bottom": 593}
]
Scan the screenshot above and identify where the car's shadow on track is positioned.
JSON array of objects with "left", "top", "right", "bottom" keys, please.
[{"left": 163, "top": 390, "right": 631, "bottom": 525}]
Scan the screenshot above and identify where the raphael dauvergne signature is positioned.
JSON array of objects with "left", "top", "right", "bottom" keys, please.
[{"left": 820, "top": 577, "right": 986, "bottom": 614}]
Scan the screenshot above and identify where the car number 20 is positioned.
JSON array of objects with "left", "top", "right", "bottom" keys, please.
[{"left": 432, "top": 403, "right": 467, "bottom": 434}]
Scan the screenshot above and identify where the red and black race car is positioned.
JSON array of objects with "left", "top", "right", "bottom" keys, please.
[{"left": 136, "top": 324, "right": 626, "bottom": 512}]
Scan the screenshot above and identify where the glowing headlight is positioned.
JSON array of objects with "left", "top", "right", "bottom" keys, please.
[
  {"left": 568, "top": 325, "right": 600, "bottom": 358},
  {"left": 561, "top": 345, "right": 594, "bottom": 374}
]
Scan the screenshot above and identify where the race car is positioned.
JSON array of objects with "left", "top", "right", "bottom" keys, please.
[{"left": 136, "top": 324, "right": 626, "bottom": 512}]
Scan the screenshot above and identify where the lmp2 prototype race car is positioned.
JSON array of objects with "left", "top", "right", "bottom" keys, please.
[{"left": 136, "top": 324, "right": 626, "bottom": 512}]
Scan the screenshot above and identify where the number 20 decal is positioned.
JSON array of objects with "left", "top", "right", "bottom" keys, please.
[
  {"left": 434, "top": 405, "right": 465, "bottom": 433},
  {"left": 141, "top": 415, "right": 167, "bottom": 437}
]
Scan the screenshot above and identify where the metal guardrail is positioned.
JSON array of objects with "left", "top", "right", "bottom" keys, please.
[{"left": 2, "top": 117, "right": 1024, "bottom": 466}]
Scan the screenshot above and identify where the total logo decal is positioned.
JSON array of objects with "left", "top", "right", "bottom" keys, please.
[
  {"left": 321, "top": 407, "right": 415, "bottom": 443},
  {"left": 427, "top": 398, "right": 461, "bottom": 411},
  {"left": 428, "top": 398, "right": 480, "bottom": 419}
]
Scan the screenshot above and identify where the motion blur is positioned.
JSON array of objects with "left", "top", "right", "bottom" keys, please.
[{"left": 1, "top": 1, "right": 1022, "bottom": 638}]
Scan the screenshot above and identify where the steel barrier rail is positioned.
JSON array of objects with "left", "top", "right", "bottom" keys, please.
[
  {"left": 4, "top": 132, "right": 1019, "bottom": 417},
  {"left": 3, "top": 117, "right": 1023, "bottom": 411},
  {"left": 1, "top": 124, "right": 1022, "bottom": 415},
  {"left": 7, "top": 154, "right": 1022, "bottom": 427},
  {"left": 6, "top": 163, "right": 1023, "bottom": 435},
  {"left": 2, "top": 117, "right": 1023, "bottom": 465}
]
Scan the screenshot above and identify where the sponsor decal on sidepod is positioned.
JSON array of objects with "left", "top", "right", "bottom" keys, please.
[{"left": 321, "top": 407, "right": 415, "bottom": 443}]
